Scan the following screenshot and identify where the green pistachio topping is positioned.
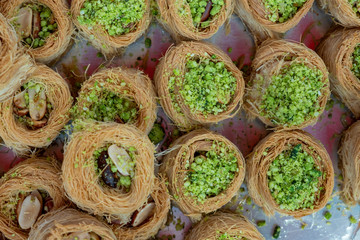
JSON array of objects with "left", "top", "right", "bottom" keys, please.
[
  {"left": 348, "top": 0, "right": 360, "bottom": 15},
  {"left": 351, "top": 44, "right": 360, "bottom": 79},
  {"left": 148, "top": 123, "right": 165, "bottom": 145},
  {"left": 262, "top": 0, "right": 307, "bottom": 23},
  {"left": 324, "top": 211, "right": 332, "bottom": 220},
  {"left": 350, "top": 215, "right": 358, "bottom": 224},
  {"left": 71, "top": 81, "right": 138, "bottom": 123},
  {"left": 267, "top": 144, "right": 324, "bottom": 211},
  {"left": 272, "top": 225, "right": 281, "bottom": 239},
  {"left": 257, "top": 220, "right": 266, "bottom": 227},
  {"left": 169, "top": 54, "right": 237, "bottom": 117},
  {"left": 259, "top": 62, "right": 325, "bottom": 126},
  {"left": 183, "top": 141, "right": 239, "bottom": 203},
  {"left": 180, "top": 0, "right": 224, "bottom": 28},
  {"left": 78, "top": 0, "right": 146, "bottom": 36}
]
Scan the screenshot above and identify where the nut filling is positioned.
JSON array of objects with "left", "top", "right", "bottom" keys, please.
[
  {"left": 183, "top": 141, "right": 239, "bottom": 203},
  {"left": 262, "top": 0, "right": 307, "bottom": 23},
  {"left": 0, "top": 190, "right": 53, "bottom": 230},
  {"left": 267, "top": 144, "right": 325, "bottom": 211},
  {"left": 77, "top": 0, "right": 146, "bottom": 36},
  {"left": 169, "top": 54, "right": 237, "bottom": 117},
  {"left": 94, "top": 144, "right": 137, "bottom": 191},
  {"left": 111, "top": 199, "right": 155, "bottom": 227},
  {"left": 255, "top": 62, "right": 325, "bottom": 126},
  {"left": 12, "top": 3, "right": 58, "bottom": 48},
  {"left": 13, "top": 81, "right": 52, "bottom": 130},
  {"left": 178, "top": 0, "right": 225, "bottom": 28},
  {"left": 71, "top": 83, "right": 138, "bottom": 124}
]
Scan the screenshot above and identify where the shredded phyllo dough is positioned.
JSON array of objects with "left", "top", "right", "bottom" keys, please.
[
  {"left": 317, "top": 28, "right": 360, "bottom": 118},
  {"left": 339, "top": 120, "right": 360, "bottom": 206},
  {"left": 160, "top": 129, "right": 245, "bottom": 221},
  {"left": 71, "top": 0, "right": 150, "bottom": 56},
  {"left": 156, "top": 0, "right": 233, "bottom": 40},
  {"left": 246, "top": 130, "right": 334, "bottom": 218},
  {"left": 155, "top": 41, "right": 244, "bottom": 130},
  {"left": 0, "top": 158, "right": 67, "bottom": 240},
  {"left": 184, "top": 212, "right": 264, "bottom": 240},
  {"left": 245, "top": 39, "right": 329, "bottom": 129},
  {"left": 113, "top": 178, "right": 170, "bottom": 240},
  {"left": 28, "top": 208, "right": 116, "bottom": 240},
  {"left": 62, "top": 123, "right": 154, "bottom": 225},
  {"left": 71, "top": 67, "right": 156, "bottom": 134},
  {"left": 2, "top": 0, "right": 73, "bottom": 63},
  {"left": 0, "top": 65, "right": 72, "bottom": 156}
]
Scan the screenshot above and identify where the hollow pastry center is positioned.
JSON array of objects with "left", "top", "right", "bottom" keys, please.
[
  {"left": 179, "top": 0, "right": 224, "bottom": 28},
  {"left": 78, "top": 0, "right": 146, "bottom": 36},
  {"left": 262, "top": 0, "right": 307, "bottom": 23},
  {"left": 63, "top": 231, "right": 100, "bottom": 240},
  {"left": 348, "top": 0, "right": 360, "bottom": 16},
  {"left": 183, "top": 141, "right": 239, "bottom": 202},
  {"left": 12, "top": 3, "right": 58, "bottom": 48},
  {"left": 351, "top": 44, "right": 360, "bottom": 79},
  {"left": 73, "top": 88, "right": 138, "bottom": 124},
  {"left": 258, "top": 62, "right": 324, "bottom": 126},
  {"left": 94, "top": 144, "right": 137, "bottom": 191},
  {"left": 1, "top": 189, "right": 53, "bottom": 230},
  {"left": 169, "top": 54, "right": 237, "bottom": 116},
  {"left": 267, "top": 144, "right": 324, "bottom": 211},
  {"left": 13, "top": 81, "right": 52, "bottom": 130}
]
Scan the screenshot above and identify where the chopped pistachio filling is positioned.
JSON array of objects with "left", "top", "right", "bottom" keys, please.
[
  {"left": 12, "top": 3, "right": 57, "bottom": 48},
  {"left": 78, "top": 0, "right": 146, "bottom": 36},
  {"left": 71, "top": 81, "right": 138, "bottom": 123},
  {"left": 180, "top": 0, "right": 224, "bottom": 28},
  {"left": 93, "top": 145, "right": 136, "bottom": 190},
  {"left": 148, "top": 123, "right": 165, "bottom": 145},
  {"left": 183, "top": 141, "right": 239, "bottom": 202},
  {"left": 259, "top": 62, "right": 325, "bottom": 126},
  {"left": 348, "top": 0, "right": 360, "bottom": 15},
  {"left": 351, "top": 44, "right": 360, "bottom": 79},
  {"left": 267, "top": 144, "right": 324, "bottom": 211},
  {"left": 169, "top": 54, "right": 237, "bottom": 117},
  {"left": 262, "top": 0, "right": 307, "bottom": 23}
]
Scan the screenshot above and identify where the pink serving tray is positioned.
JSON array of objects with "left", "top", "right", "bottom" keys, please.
[{"left": 0, "top": 2, "right": 359, "bottom": 239}]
